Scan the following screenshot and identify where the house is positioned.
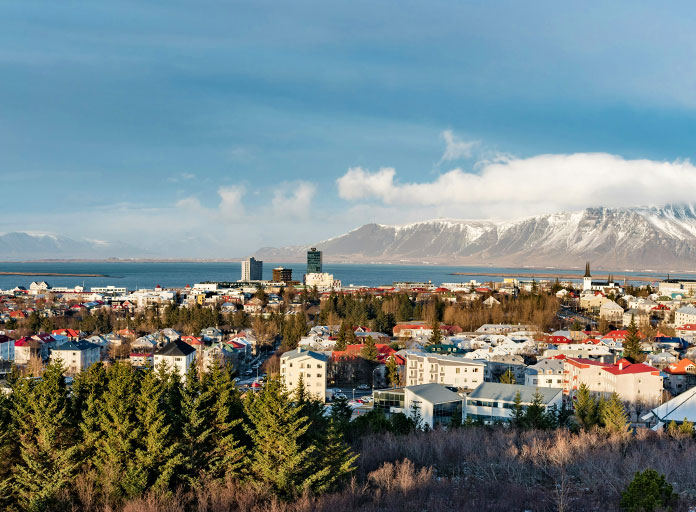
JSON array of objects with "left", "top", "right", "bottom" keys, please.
[
  {"left": 482, "top": 355, "right": 527, "bottom": 384},
  {"left": 181, "top": 335, "right": 205, "bottom": 352},
  {"left": 404, "top": 383, "right": 464, "bottom": 428},
  {"left": 404, "top": 351, "right": 484, "bottom": 390},
  {"left": 465, "top": 382, "right": 563, "bottom": 424},
  {"left": 51, "top": 329, "right": 82, "bottom": 341},
  {"left": 525, "top": 358, "right": 565, "bottom": 388},
  {"left": 662, "top": 359, "right": 696, "bottom": 396},
  {"left": 642, "top": 386, "right": 696, "bottom": 430},
  {"left": 14, "top": 337, "right": 43, "bottom": 365},
  {"left": 200, "top": 327, "right": 223, "bottom": 342},
  {"left": 132, "top": 335, "right": 159, "bottom": 351},
  {"left": 675, "top": 306, "right": 696, "bottom": 327},
  {"left": 0, "top": 335, "right": 15, "bottom": 361},
  {"left": 564, "top": 357, "right": 663, "bottom": 404},
  {"left": 50, "top": 340, "right": 101, "bottom": 375},
  {"left": 153, "top": 339, "right": 197, "bottom": 378},
  {"left": 280, "top": 347, "right": 329, "bottom": 402},
  {"left": 129, "top": 352, "right": 154, "bottom": 367},
  {"left": 599, "top": 300, "right": 624, "bottom": 322}
]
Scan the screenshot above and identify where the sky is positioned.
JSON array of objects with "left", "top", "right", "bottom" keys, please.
[{"left": 3, "top": 1, "right": 696, "bottom": 257}]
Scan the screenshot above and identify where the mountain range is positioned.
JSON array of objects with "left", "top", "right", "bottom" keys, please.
[
  {"left": 255, "top": 204, "right": 696, "bottom": 270},
  {"left": 0, "top": 232, "right": 149, "bottom": 261}
]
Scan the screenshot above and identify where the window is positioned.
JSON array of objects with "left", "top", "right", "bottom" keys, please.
[
  {"left": 317, "top": 374, "right": 321, "bottom": 378},
  {"left": 456, "top": 368, "right": 460, "bottom": 374},
  {"left": 307, "top": 364, "right": 312, "bottom": 368}
]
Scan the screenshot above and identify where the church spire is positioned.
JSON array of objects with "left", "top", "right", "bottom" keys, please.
[{"left": 584, "top": 261, "right": 591, "bottom": 278}]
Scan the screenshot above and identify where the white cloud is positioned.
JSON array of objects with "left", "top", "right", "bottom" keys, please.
[
  {"left": 167, "top": 172, "right": 197, "bottom": 183},
  {"left": 271, "top": 182, "right": 317, "bottom": 219},
  {"left": 336, "top": 153, "right": 696, "bottom": 219},
  {"left": 177, "top": 185, "right": 245, "bottom": 219},
  {"left": 439, "top": 130, "right": 479, "bottom": 162}
]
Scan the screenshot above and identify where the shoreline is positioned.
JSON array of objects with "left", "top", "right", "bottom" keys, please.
[
  {"left": 450, "top": 271, "right": 662, "bottom": 282},
  {"left": 0, "top": 272, "right": 109, "bottom": 278}
]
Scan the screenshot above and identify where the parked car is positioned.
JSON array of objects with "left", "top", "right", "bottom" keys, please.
[
  {"left": 334, "top": 393, "right": 347, "bottom": 400},
  {"left": 357, "top": 384, "right": 370, "bottom": 390}
]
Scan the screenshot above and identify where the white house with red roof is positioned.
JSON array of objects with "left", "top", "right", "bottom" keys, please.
[{"left": 564, "top": 357, "right": 663, "bottom": 403}]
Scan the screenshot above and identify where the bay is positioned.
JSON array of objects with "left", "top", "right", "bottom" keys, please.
[{"left": 0, "top": 261, "right": 688, "bottom": 291}]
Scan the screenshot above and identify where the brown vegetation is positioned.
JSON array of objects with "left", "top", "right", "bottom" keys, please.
[{"left": 68, "top": 426, "right": 696, "bottom": 512}]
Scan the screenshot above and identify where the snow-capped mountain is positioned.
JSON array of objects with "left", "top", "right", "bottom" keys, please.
[
  {"left": 256, "top": 204, "right": 696, "bottom": 270},
  {"left": 0, "top": 232, "right": 148, "bottom": 260}
]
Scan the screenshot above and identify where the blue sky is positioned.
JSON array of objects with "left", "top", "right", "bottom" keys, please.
[{"left": 3, "top": 1, "right": 696, "bottom": 256}]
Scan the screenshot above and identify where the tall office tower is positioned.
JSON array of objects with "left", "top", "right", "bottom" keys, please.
[
  {"left": 307, "top": 247, "right": 323, "bottom": 274},
  {"left": 272, "top": 267, "right": 293, "bottom": 283},
  {"left": 241, "top": 257, "right": 263, "bottom": 281}
]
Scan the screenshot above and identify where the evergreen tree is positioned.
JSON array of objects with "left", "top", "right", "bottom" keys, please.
[
  {"left": 499, "top": 368, "right": 516, "bottom": 384},
  {"left": 312, "top": 421, "right": 358, "bottom": 494},
  {"left": 0, "top": 390, "right": 15, "bottom": 507},
  {"left": 92, "top": 362, "right": 144, "bottom": 503},
  {"left": 574, "top": 383, "right": 599, "bottom": 430},
  {"left": 623, "top": 316, "right": 645, "bottom": 363},
  {"left": 72, "top": 363, "right": 108, "bottom": 461},
  {"left": 511, "top": 391, "right": 525, "bottom": 428},
  {"left": 361, "top": 336, "right": 378, "bottom": 361},
  {"left": 386, "top": 355, "right": 399, "bottom": 388},
  {"left": 335, "top": 322, "right": 348, "bottom": 351},
  {"left": 203, "top": 362, "right": 246, "bottom": 480},
  {"left": 346, "top": 325, "right": 358, "bottom": 345},
  {"left": 244, "top": 378, "right": 318, "bottom": 498},
  {"left": 178, "top": 365, "right": 215, "bottom": 487},
  {"left": 135, "top": 367, "right": 183, "bottom": 492},
  {"left": 330, "top": 394, "right": 353, "bottom": 434},
  {"left": 11, "top": 361, "right": 80, "bottom": 511},
  {"left": 601, "top": 392, "right": 629, "bottom": 434},
  {"left": 428, "top": 320, "right": 443, "bottom": 345},
  {"left": 523, "top": 390, "right": 550, "bottom": 430}
]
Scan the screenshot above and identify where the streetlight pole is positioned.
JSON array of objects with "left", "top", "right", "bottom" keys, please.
[{"left": 352, "top": 388, "right": 355, "bottom": 401}]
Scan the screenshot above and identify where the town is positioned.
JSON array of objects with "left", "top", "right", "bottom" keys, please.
[{"left": 3, "top": 253, "right": 696, "bottom": 510}]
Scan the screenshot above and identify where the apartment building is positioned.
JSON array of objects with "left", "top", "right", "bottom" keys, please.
[
  {"left": 404, "top": 351, "right": 484, "bottom": 390},
  {"left": 280, "top": 347, "right": 329, "bottom": 402},
  {"left": 564, "top": 357, "right": 662, "bottom": 403}
]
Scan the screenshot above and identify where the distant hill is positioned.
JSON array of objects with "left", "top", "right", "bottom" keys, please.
[
  {"left": 0, "top": 232, "right": 149, "bottom": 261},
  {"left": 255, "top": 204, "right": 696, "bottom": 270}
]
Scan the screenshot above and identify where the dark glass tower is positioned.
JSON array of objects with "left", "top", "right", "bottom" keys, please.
[{"left": 307, "top": 247, "right": 323, "bottom": 274}]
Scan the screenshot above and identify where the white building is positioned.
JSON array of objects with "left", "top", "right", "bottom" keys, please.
[
  {"left": 599, "top": 300, "right": 624, "bottom": 322},
  {"left": 241, "top": 257, "right": 263, "bottom": 281},
  {"left": 525, "top": 358, "right": 565, "bottom": 388},
  {"left": 642, "top": 386, "right": 696, "bottom": 430},
  {"left": 153, "top": 339, "right": 197, "bottom": 378},
  {"left": 465, "top": 382, "right": 563, "bottom": 424},
  {"left": 304, "top": 272, "right": 341, "bottom": 291},
  {"left": 404, "top": 383, "right": 464, "bottom": 428},
  {"left": 280, "top": 347, "right": 329, "bottom": 402},
  {"left": 29, "top": 281, "right": 50, "bottom": 295},
  {"left": 675, "top": 306, "right": 696, "bottom": 327},
  {"left": 50, "top": 340, "right": 101, "bottom": 375},
  {"left": 91, "top": 285, "right": 128, "bottom": 295},
  {"left": 404, "top": 351, "right": 485, "bottom": 390}
]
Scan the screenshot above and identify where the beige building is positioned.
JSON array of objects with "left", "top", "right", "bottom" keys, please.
[
  {"left": 50, "top": 340, "right": 101, "bottom": 375},
  {"left": 280, "top": 347, "right": 329, "bottom": 402},
  {"left": 564, "top": 357, "right": 662, "bottom": 404},
  {"left": 404, "top": 351, "right": 485, "bottom": 390},
  {"left": 599, "top": 300, "right": 624, "bottom": 322},
  {"left": 579, "top": 293, "right": 611, "bottom": 311}
]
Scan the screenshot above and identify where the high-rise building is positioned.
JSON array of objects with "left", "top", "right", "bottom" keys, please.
[
  {"left": 307, "top": 247, "right": 322, "bottom": 274},
  {"left": 272, "top": 267, "right": 293, "bottom": 283},
  {"left": 241, "top": 257, "right": 263, "bottom": 281}
]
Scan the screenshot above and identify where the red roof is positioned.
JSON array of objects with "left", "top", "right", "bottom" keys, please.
[
  {"left": 332, "top": 343, "right": 396, "bottom": 362},
  {"left": 52, "top": 329, "right": 80, "bottom": 338},
  {"left": 677, "top": 324, "right": 696, "bottom": 331},
  {"left": 566, "top": 357, "right": 612, "bottom": 368},
  {"left": 547, "top": 335, "right": 571, "bottom": 344},
  {"left": 181, "top": 335, "right": 203, "bottom": 346},
  {"left": 602, "top": 360, "right": 659, "bottom": 376},
  {"left": 664, "top": 359, "right": 696, "bottom": 375}
]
